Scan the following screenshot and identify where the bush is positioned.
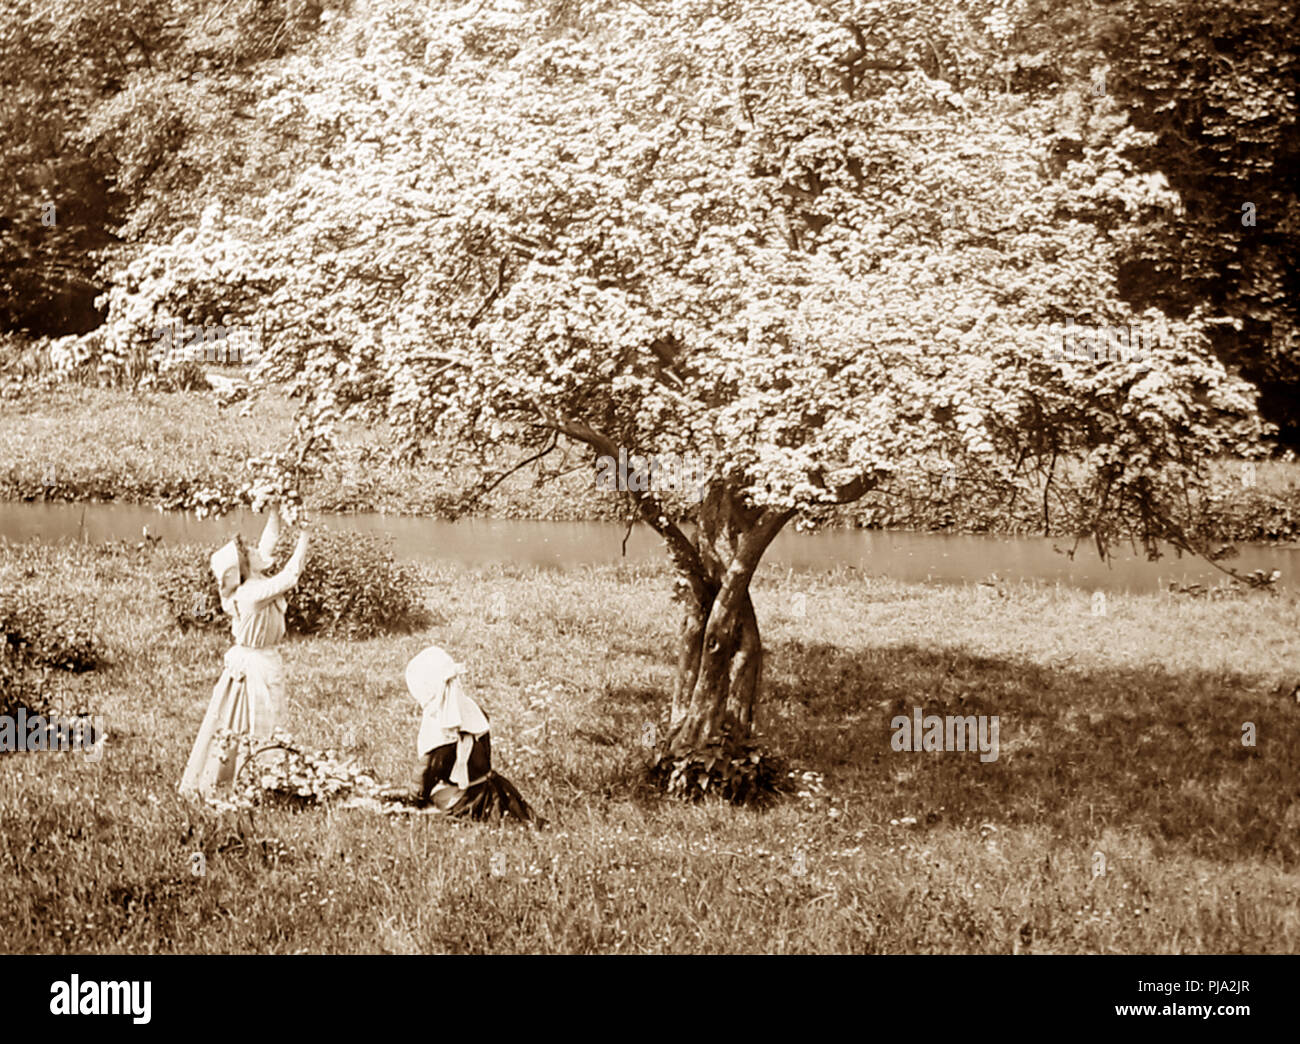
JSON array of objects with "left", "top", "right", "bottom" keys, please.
[
  {"left": 158, "top": 549, "right": 226, "bottom": 632},
  {"left": 0, "top": 648, "right": 44, "bottom": 721},
  {"left": 0, "top": 588, "right": 104, "bottom": 720},
  {"left": 0, "top": 588, "right": 104, "bottom": 673},
  {"left": 158, "top": 527, "right": 430, "bottom": 639}
]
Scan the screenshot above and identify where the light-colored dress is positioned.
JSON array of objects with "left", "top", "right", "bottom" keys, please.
[{"left": 179, "top": 521, "right": 308, "bottom": 796}]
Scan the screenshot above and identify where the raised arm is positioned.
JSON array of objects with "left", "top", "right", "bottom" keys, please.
[
  {"left": 257, "top": 504, "right": 282, "bottom": 564},
  {"left": 240, "top": 530, "right": 309, "bottom": 606}
]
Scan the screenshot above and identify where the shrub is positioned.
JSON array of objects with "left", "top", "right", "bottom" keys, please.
[
  {"left": 158, "top": 527, "right": 430, "bottom": 639},
  {"left": 0, "top": 647, "right": 44, "bottom": 721},
  {"left": 0, "top": 588, "right": 104, "bottom": 673},
  {"left": 158, "top": 549, "right": 227, "bottom": 632},
  {"left": 0, "top": 587, "right": 104, "bottom": 721}
]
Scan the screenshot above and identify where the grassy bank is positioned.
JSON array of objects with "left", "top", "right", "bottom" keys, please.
[
  {"left": 2, "top": 540, "right": 1299, "bottom": 953},
  {"left": 0, "top": 384, "right": 594, "bottom": 520},
  {"left": 4, "top": 384, "right": 1300, "bottom": 540}
]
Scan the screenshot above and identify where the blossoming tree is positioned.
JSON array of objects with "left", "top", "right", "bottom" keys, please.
[{"left": 102, "top": 0, "right": 1267, "bottom": 774}]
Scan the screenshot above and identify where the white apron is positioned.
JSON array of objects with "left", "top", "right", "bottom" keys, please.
[{"left": 179, "top": 645, "right": 286, "bottom": 795}]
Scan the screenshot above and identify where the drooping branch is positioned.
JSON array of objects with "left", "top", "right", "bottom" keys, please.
[
  {"left": 467, "top": 255, "right": 508, "bottom": 330},
  {"left": 535, "top": 413, "right": 709, "bottom": 592},
  {"left": 810, "top": 468, "right": 883, "bottom": 505},
  {"left": 449, "top": 430, "right": 559, "bottom": 516}
]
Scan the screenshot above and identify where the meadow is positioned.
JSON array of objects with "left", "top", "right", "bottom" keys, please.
[
  {"left": 2, "top": 538, "right": 1299, "bottom": 954},
  {"left": 0, "top": 383, "right": 616, "bottom": 520}
]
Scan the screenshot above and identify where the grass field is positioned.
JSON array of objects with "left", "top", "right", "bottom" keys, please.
[
  {"left": 0, "top": 384, "right": 618, "bottom": 520},
  {"left": 2, "top": 539, "right": 1299, "bottom": 953},
  {"left": 5, "top": 384, "right": 1300, "bottom": 540}
]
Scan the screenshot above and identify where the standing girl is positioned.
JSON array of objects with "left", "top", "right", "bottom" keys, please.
[{"left": 180, "top": 504, "right": 309, "bottom": 796}]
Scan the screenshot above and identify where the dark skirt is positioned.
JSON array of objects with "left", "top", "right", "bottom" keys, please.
[{"left": 418, "top": 733, "right": 541, "bottom": 824}]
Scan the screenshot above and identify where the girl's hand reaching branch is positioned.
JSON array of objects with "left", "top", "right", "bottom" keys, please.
[{"left": 279, "top": 498, "right": 307, "bottom": 528}]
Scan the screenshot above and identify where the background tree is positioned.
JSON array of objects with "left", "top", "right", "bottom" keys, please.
[
  {"left": 1105, "top": 0, "right": 1299, "bottom": 446},
  {"left": 101, "top": 0, "right": 1268, "bottom": 787},
  {"left": 0, "top": 0, "right": 340, "bottom": 339},
  {"left": 981, "top": 0, "right": 1300, "bottom": 444}
]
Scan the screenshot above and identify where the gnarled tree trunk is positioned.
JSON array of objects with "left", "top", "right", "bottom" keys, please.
[
  {"left": 666, "top": 485, "right": 793, "bottom": 755},
  {"left": 540, "top": 419, "right": 799, "bottom": 758}
]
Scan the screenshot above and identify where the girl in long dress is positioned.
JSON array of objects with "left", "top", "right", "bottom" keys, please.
[
  {"left": 405, "top": 645, "right": 540, "bottom": 823},
  {"left": 179, "top": 505, "right": 309, "bottom": 796}
]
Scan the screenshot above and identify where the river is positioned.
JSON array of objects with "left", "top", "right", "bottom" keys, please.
[{"left": 2, "top": 500, "right": 1296, "bottom": 593}]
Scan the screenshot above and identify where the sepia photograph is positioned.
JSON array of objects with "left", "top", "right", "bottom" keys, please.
[{"left": 0, "top": 0, "right": 1296, "bottom": 995}]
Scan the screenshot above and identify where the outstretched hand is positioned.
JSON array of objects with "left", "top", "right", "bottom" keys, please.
[{"left": 276, "top": 498, "right": 308, "bottom": 528}]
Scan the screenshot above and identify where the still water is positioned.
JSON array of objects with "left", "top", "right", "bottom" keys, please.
[{"left": 2, "top": 500, "right": 1297, "bottom": 593}]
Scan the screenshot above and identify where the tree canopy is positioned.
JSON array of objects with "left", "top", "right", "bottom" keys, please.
[
  {"left": 9, "top": 0, "right": 1295, "bottom": 441},
  {"left": 103, "top": 0, "right": 1265, "bottom": 525},
  {"left": 90, "top": 0, "right": 1273, "bottom": 765}
]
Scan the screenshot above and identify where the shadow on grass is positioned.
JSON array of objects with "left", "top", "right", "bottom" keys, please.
[{"left": 756, "top": 639, "right": 1299, "bottom": 867}]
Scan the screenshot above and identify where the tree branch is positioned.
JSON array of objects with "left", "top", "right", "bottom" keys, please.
[
  {"left": 536, "top": 413, "right": 708, "bottom": 585},
  {"left": 452, "top": 431, "right": 559, "bottom": 514}
]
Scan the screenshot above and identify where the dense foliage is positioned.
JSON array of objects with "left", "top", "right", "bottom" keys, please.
[
  {"left": 987, "top": 0, "right": 1300, "bottom": 443},
  {"left": 0, "top": 0, "right": 343, "bottom": 336},
  {"left": 158, "top": 527, "right": 430, "bottom": 639},
  {"left": 647, "top": 741, "right": 793, "bottom": 807},
  {"left": 0, "top": 586, "right": 103, "bottom": 673},
  {"left": 1104, "top": 0, "right": 1299, "bottom": 443},
  {"left": 101, "top": 0, "right": 1269, "bottom": 544},
  {"left": 0, "top": 585, "right": 104, "bottom": 719},
  {"left": 5, "top": 0, "right": 1295, "bottom": 447}
]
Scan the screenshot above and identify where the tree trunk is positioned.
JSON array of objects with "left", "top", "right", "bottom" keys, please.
[
  {"left": 666, "top": 486, "right": 792, "bottom": 755},
  {"left": 510, "top": 423, "right": 874, "bottom": 765},
  {"left": 669, "top": 586, "right": 762, "bottom": 751}
]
